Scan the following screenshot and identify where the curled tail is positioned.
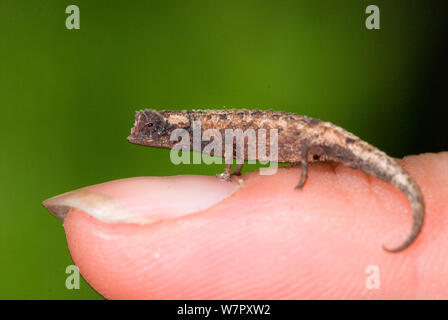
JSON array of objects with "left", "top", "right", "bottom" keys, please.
[
  {"left": 300, "top": 121, "right": 425, "bottom": 253},
  {"left": 356, "top": 155, "right": 425, "bottom": 253},
  {"left": 382, "top": 173, "right": 425, "bottom": 252}
]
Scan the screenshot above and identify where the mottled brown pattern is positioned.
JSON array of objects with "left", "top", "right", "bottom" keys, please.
[{"left": 128, "top": 109, "right": 425, "bottom": 253}]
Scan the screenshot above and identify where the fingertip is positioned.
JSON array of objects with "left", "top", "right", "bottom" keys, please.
[
  {"left": 43, "top": 176, "right": 239, "bottom": 224},
  {"left": 51, "top": 154, "right": 448, "bottom": 299}
]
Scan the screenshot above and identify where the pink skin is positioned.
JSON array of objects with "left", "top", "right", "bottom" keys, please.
[{"left": 45, "top": 152, "right": 448, "bottom": 299}]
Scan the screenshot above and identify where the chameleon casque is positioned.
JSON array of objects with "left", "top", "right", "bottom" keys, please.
[{"left": 127, "top": 109, "right": 425, "bottom": 253}]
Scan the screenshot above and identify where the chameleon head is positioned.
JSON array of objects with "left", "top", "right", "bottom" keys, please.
[{"left": 127, "top": 109, "right": 174, "bottom": 147}]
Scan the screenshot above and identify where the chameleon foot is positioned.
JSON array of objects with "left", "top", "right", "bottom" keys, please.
[
  {"left": 217, "top": 164, "right": 233, "bottom": 181},
  {"left": 216, "top": 173, "right": 232, "bottom": 182}
]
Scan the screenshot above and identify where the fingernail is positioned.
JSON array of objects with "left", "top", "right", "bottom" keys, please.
[{"left": 42, "top": 176, "right": 239, "bottom": 224}]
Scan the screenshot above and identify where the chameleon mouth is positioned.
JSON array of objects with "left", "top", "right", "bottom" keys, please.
[
  {"left": 127, "top": 135, "right": 138, "bottom": 144},
  {"left": 127, "top": 134, "right": 157, "bottom": 146},
  {"left": 127, "top": 134, "right": 147, "bottom": 144}
]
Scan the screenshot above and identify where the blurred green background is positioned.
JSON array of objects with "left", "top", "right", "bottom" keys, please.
[{"left": 0, "top": 0, "right": 446, "bottom": 299}]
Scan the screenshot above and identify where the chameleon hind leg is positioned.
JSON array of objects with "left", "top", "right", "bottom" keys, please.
[{"left": 294, "top": 149, "right": 309, "bottom": 190}]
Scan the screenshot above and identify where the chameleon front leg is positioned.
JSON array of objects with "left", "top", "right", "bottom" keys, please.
[{"left": 233, "top": 164, "right": 243, "bottom": 176}]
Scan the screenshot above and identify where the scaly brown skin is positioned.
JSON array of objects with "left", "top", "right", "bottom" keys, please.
[{"left": 127, "top": 109, "right": 425, "bottom": 253}]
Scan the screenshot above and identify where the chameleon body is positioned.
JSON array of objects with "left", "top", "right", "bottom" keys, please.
[{"left": 127, "top": 109, "right": 424, "bottom": 253}]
